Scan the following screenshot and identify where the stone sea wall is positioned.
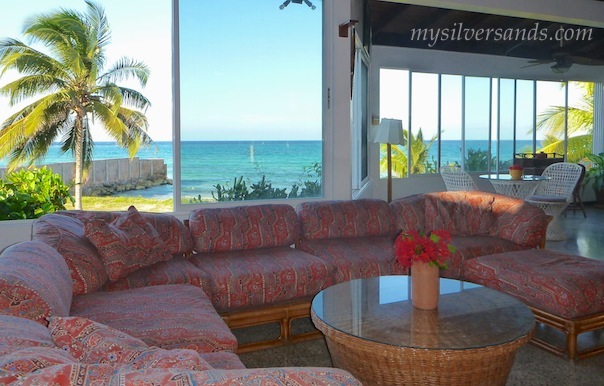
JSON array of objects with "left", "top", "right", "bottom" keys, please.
[{"left": 0, "top": 158, "right": 171, "bottom": 197}]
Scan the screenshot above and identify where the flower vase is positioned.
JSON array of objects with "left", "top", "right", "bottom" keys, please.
[{"left": 411, "top": 262, "right": 440, "bottom": 310}]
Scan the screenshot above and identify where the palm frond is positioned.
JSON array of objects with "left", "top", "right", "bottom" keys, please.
[{"left": 99, "top": 57, "right": 149, "bottom": 87}]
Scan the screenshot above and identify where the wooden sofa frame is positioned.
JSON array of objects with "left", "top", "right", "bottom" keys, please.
[
  {"left": 529, "top": 306, "right": 604, "bottom": 361},
  {"left": 220, "top": 299, "right": 319, "bottom": 354}
]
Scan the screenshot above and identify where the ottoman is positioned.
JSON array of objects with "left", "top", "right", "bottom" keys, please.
[{"left": 463, "top": 249, "right": 604, "bottom": 360}]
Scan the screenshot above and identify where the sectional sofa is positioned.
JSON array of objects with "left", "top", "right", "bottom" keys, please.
[{"left": 0, "top": 191, "right": 549, "bottom": 383}]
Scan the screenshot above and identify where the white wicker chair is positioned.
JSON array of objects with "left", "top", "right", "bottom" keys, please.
[
  {"left": 525, "top": 162, "right": 583, "bottom": 241},
  {"left": 440, "top": 166, "right": 477, "bottom": 191}
]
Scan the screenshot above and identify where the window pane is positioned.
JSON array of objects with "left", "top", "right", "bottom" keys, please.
[
  {"left": 0, "top": 1, "right": 173, "bottom": 213},
  {"left": 536, "top": 81, "right": 566, "bottom": 159},
  {"left": 178, "top": 0, "right": 323, "bottom": 204},
  {"left": 410, "top": 73, "right": 439, "bottom": 174},
  {"left": 497, "top": 79, "right": 516, "bottom": 171},
  {"left": 441, "top": 75, "right": 463, "bottom": 168},
  {"left": 464, "top": 77, "right": 491, "bottom": 172},
  {"left": 379, "top": 69, "right": 409, "bottom": 178}
]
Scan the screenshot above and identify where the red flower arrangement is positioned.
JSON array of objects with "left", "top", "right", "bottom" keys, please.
[
  {"left": 508, "top": 164, "right": 523, "bottom": 171},
  {"left": 394, "top": 229, "right": 456, "bottom": 269}
]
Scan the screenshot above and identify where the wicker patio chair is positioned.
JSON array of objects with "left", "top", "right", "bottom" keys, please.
[
  {"left": 440, "top": 166, "right": 478, "bottom": 191},
  {"left": 525, "top": 162, "right": 583, "bottom": 240}
]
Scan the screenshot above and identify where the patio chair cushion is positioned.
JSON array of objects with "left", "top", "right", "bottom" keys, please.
[{"left": 525, "top": 194, "right": 567, "bottom": 202}]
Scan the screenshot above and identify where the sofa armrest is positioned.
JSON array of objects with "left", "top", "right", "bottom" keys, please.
[
  {"left": 0, "top": 242, "right": 73, "bottom": 325},
  {"left": 490, "top": 196, "right": 549, "bottom": 248}
]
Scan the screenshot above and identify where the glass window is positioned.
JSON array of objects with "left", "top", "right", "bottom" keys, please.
[
  {"left": 378, "top": 69, "right": 409, "bottom": 178},
  {"left": 464, "top": 77, "right": 491, "bottom": 172},
  {"left": 176, "top": 0, "right": 323, "bottom": 206},
  {"left": 410, "top": 73, "right": 439, "bottom": 174},
  {"left": 440, "top": 75, "right": 463, "bottom": 168}
]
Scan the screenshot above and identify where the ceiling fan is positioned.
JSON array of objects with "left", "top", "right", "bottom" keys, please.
[
  {"left": 525, "top": 52, "right": 604, "bottom": 74},
  {"left": 280, "top": 0, "right": 316, "bottom": 10}
]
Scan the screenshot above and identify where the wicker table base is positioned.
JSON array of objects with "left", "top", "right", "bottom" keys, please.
[
  {"left": 313, "top": 314, "right": 530, "bottom": 386},
  {"left": 311, "top": 276, "right": 535, "bottom": 386}
]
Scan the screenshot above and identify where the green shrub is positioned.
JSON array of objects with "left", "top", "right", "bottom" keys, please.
[{"left": 0, "top": 167, "right": 74, "bottom": 220}]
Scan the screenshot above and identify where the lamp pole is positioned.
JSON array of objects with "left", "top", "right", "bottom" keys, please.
[{"left": 387, "top": 143, "right": 393, "bottom": 203}]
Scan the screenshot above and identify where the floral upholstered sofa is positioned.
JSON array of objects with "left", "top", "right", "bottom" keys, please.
[
  {"left": 0, "top": 191, "right": 549, "bottom": 383},
  {"left": 0, "top": 240, "right": 360, "bottom": 385}
]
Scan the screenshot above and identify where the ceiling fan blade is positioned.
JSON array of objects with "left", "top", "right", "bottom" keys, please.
[{"left": 568, "top": 56, "right": 604, "bottom": 66}]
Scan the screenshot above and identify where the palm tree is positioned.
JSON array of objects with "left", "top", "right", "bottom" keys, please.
[
  {"left": 0, "top": 1, "right": 151, "bottom": 209},
  {"left": 379, "top": 128, "right": 436, "bottom": 177},
  {"left": 536, "top": 82, "right": 593, "bottom": 162}
]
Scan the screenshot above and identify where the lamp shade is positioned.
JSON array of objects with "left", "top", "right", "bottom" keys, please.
[{"left": 371, "top": 118, "right": 404, "bottom": 145}]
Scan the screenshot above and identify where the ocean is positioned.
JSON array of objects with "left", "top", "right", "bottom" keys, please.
[{"left": 1, "top": 139, "right": 540, "bottom": 199}]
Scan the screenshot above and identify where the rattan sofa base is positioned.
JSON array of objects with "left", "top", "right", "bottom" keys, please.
[
  {"left": 220, "top": 299, "right": 320, "bottom": 353},
  {"left": 528, "top": 306, "right": 604, "bottom": 361},
  {"left": 312, "top": 311, "right": 531, "bottom": 386}
]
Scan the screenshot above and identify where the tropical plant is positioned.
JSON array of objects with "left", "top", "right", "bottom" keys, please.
[
  {"left": 0, "top": 1, "right": 152, "bottom": 209},
  {"left": 535, "top": 82, "right": 594, "bottom": 163},
  {"left": 381, "top": 128, "right": 436, "bottom": 177},
  {"left": 584, "top": 152, "right": 604, "bottom": 194},
  {"left": 0, "top": 166, "right": 73, "bottom": 220}
]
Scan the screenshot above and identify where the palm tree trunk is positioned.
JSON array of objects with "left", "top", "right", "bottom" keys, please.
[{"left": 74, "top": 118, "right": 83, "bottom": 210}]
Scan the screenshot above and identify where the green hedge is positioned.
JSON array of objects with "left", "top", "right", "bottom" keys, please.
[{"left": 0, "top": 167, "right": 74, "bottom": 220}]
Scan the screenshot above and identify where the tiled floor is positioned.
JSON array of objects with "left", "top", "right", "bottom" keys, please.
[{"left": 547, "top": 204, "right": 604, "bottom": 261}]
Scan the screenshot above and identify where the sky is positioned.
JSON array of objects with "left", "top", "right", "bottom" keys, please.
[
  {"left": 379, "top": 68, "right": 583, "bottom": 142},
  {"left": 0, "top": 0, "right": 323, "bottom": 143}
]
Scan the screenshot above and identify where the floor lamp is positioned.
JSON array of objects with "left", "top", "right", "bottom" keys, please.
[{"left": 371, "top": 118, "right": 404, "bottom": 202}]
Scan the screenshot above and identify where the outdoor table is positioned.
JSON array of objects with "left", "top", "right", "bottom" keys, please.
[{"left": 479, "top": 174, "right": 549, "bottom": 199}]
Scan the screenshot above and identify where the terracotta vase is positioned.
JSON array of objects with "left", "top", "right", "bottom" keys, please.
[{"left": 411, "top": 262, "right": 440, "bottom": 310}]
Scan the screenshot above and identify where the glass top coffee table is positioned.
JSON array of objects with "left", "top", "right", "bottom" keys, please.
[{"left": 311, "top": 276, "right": 535, "bottom": 386}]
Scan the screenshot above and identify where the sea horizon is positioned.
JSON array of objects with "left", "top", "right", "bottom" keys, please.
[{"left": 1, "top": 139, "right": 542, "bottom": 200}]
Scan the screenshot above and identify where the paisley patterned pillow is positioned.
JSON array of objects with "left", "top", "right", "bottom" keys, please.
[
  {"left": 84, "top": 206, "right": 172, "bottom": 281},
  {"left": 47, "top": 316, "right": 211, "bottom": 371}
]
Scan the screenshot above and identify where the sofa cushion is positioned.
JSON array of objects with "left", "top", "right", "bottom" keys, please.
[
  {"left": 84, "top": 206, "right": 173, "bottom": 281},
  {"left": 191, "top": 247, "right": 336, "bottom": 312},
  {"left": 0, "top": 347, "right": 77, "bottom": 380},
  {"left": 424, "top": 192, "right": 496, "bottom": 236},
  {"left": 32, "top": 214, "right": 109, "bottom": 295},
  {"left": 0, "top": 316, "right": 56, "bottom": 356},
  {"left": 297, "top": 199, "right": 394, "bottom": 240},
  {"left": 8, "top": 366, "right": 361, "bottom": 386},
  {"left": 297, "top": 236, "right": 407, "bottom": 282},
  {"left": 70, "top": 284, "right": 237, "bottom": 353},
  {"left": 200, "top": 351, "right": 246, "bottom": 370},
  {"left": 0, "top": 241, "right": 72, "bottom": 325},
  {"left": 0, "top": 363, "right": 118, "bottom": 385},
  {"left": 463, "top": 249, "right": 604, "bottom": 319},
  {"left": 390, "top": 192, "right": 548, "bottom": 249},
  {"left": 48, "top": 316, "right": 212, "bottom": 371},
  {"left": 189, "top": 204, "right": 300, "bottom": 253},
  {"left": 444, "top": 236, "right": 525, "bottom": 279},
  {"left": 102, "top": 257, "right": 211, "bottom": 295},
  {"left": 60, "top": 210, "right": 194, "bottom": 257}
]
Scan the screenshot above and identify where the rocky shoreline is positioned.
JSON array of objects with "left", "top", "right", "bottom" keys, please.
[{"left": 82, "top": 177, "right": 173, "bottom": 196}]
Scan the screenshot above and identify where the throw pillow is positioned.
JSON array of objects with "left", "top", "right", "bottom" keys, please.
[
  {"left": 84, "top": 205, "right": 172, "bottom": 281},
  {"left": 0, "top": 347, "right": 77, "bottom": 378},
  {"left": 48, "top": 316, "right": 211, "bottom": 371}
]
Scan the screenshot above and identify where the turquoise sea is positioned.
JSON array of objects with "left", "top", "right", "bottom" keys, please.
[{"left": 1, "top": 139, "right": 539, "bottom": 199}]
